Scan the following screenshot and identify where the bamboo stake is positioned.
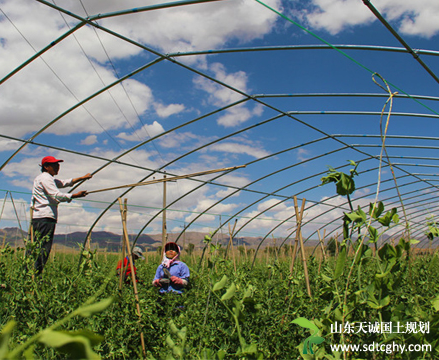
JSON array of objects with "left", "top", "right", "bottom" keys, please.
[
  {"left": 317, "top": 229, "right": 327, "bottom": 262},
  {"left": 244, "top": 243, "right": 248, "bottom": 262},
  {"left": 272, "top": 234, "right": 278, "bottom": 258},
  {"left": 317, "top": 229, "right": 326, "bottom": 274},
  {"left": 318, "top": 252, "right": 323, "bottom": 274},
  {"left": 89, "top": 165, "right": 246, "bottom": 194},
  {"left": 227, "top": 220, "right": 237, "bottom": 273},
  {"left": 225, "top": 220, "right": 237, "bottom": 258},
  {"left": 118, "top": 198, "right": 146, "bottom": 357},
  {"left": 294, "top": 196, "right": 312, "bottom": 298},
  {"left": 290, "top": 197, "right": 305, "bottom": 273},
  {"left": 0, "top": 193, "right": 8, "bottom": 246},
  {"left": 1, "top": 232, "right": 6, "bottom": 250},
  {"left": 119, "top": 227, "right": 126, "bottom": 290},
  {"left": 335, "top": 233, "right": 339, "bottom": 257},
  {"left": 28, "top": 201, "right": 35, "bottom": 281}
]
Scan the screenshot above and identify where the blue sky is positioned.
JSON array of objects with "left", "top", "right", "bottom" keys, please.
[{"left": 1, "top": 0, "right": 439, "bottom": 244}]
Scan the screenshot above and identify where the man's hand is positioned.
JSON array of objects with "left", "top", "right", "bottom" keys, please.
[
  {"left": 72, "top": 173, "right": 93, "bottom": 185},
  {"left": 72, "top": 190, "right": 88, "bottom": 198},
  {"left": 171, "top": 276, "right": 186, "bottom": 286},
  {"left": 153, "top": 279, "right": 162, "bottom": 287}
]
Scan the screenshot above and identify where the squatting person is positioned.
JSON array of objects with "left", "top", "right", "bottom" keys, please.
[
  {"left": 152, "top": 242, "right": 190, "bottom": 293},
  {"left": 116, "top": 246, "right": 145, "bottom": 284}
]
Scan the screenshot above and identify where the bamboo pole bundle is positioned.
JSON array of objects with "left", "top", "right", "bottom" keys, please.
[
  {"left": 290, "top": 197, "right": 305, "bottom": 273},
  {"left": 89, "top": 165, "right": 245, "bottom": 194},
  {"left": 118, "top": 198, "right": 146, "bottom": 357},
  {"left": 119, "top": 207, "right": 127, "bottom": 290}
]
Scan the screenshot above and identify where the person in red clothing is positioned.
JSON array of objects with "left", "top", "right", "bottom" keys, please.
[{"left": 116, "top": 246, "right": 144, "bottom": 283}]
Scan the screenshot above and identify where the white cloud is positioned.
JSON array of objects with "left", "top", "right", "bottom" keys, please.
[
  {"left": 194, "top": 62, "right": 248, "bottom": 106},
  {"left": 216, "top": 104, "right": 262, "bottom": 127},
  {"left": 1, "top": 149, "right": 252, "bottom": 234},
  {"left": 194, "top": 63, "right": 264, "bottom": 127},
  {"left": 0, "top": 0, "right": 275, "bottom": 141},
  {"left": 298, "top": 0, "right": 439, "bottom": 37},
  {"left": 0, "top": 138, "right": 22, "bottom": 152},
  {"left": 80, "top": 135, "right": 98, "bottom": 145},
  {"left": 297, "top": 148, "right": 310, "bottom": 161},
  {"left": 116, "top": 121, "right": 165, "bottom": 142},
  {"left": 209, "top": 142, "right": 270, "bottom": 159},
  {"left": 154, "top": 103, "right": 185, "bottom": 118},
  {"left": 184, "top": 199, "right": 239, "bottom": 224},
  {"left": 158, "top": 131, "right": 202, "bottom": 149},
  {"left": 87, "top": 0, "right": 281, "bottom": 54}
]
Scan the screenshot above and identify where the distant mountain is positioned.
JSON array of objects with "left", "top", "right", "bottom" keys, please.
[
  {"left": 1, "top": 227, "right": 426, "bottom": 252},
  {"left": 0, "top": 227, "right": 269, "bottom": 251}
]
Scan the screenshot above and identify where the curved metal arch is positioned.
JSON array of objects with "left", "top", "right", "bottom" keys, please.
[
  {"left": 249, "top": 165, "right": 401, "bottom": 264},
  {"left": 285, "top": 111, "right": 439, "bottom": 120},
  {"left": 81, "top": 111, "right": 289, "bottom": 244},
  {"left": 69, "top": 97, "right": 250, "bottom": 192},
  {"left": 232, "top": 157, "right": 379, "bottom": 240},
  {"left": 164, "top": 100, "right": 439, "bottom": 244},
  {"left": 3, "top": 0, "right": 232, "bottom": 171},
  {"left": 302, "top": 178, "right": 439, "bottom": 255},
  {"left": 169, "top": 145, "right": 352, "bottom": 240},
  {"left": 170, "top": 143, "right": 366, "bottom": 244},
  {"left": 4, "top": 4, "right": 433, "bottom": 164},
  {"left": 4, "top": 0, "right": 439, "bottom": 253},
  {"left": 68, "top": 93, "right": 439, "bottom": 194},
  {"left": 218, "top": 142, "right": 439, "bottom": 260},
  {"left": 302, "top": 175, "right": 437, "bottom": 244},
  {"left": 255, "top": 93, "right": 439, "bottom": 102},
  {"left": 132, "top": 134, "right": 339, "bottom": 244},
  {"left": 0, "top": 56, "right": 165, "bottom": 172},
  {"left": 14, "top": 0, "right": 438, "bottom": 187},
  {"left": 2, "top": 0, "right": 257, "bottom": 173},
  {"left": 391, "top": 205, "right": 439, "bottom": 243},
  {"left": 200, "top": 160, "right": 389, "bottom": 264},
  {"left": 167, "top": 45, "right": 439, "bottom": 59},
  {"left": 334, "top": 134, "right": 439, "bottom": 141},
  {"left": 273, "top": 170, "right": 428, "bottom": 252}
]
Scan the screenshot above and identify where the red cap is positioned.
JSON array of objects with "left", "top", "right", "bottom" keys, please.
[{"left": 41, "top": 156, "right": 64, "bottom": 166}]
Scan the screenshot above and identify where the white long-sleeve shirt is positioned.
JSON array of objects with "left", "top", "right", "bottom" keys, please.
[{"left": 31, "top": 172, "right": 73, "bottom": 220}]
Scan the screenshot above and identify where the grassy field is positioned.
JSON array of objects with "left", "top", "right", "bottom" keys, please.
[{"left": 0, "top": 239, "right": 438, "bottom": 359}]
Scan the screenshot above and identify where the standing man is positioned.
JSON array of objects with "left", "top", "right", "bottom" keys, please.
[{"left": 29, "top": 155, "right": 92, "bottom": 275}]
